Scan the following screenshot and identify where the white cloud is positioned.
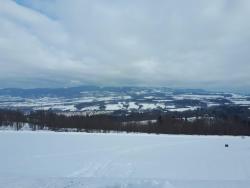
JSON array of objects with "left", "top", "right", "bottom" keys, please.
[{"left": 0, "top": 0, "right": 250, "bottom": 91}]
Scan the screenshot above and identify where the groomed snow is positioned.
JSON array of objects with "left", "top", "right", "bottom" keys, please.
[{"left": 0, "top": 131, "right": 250, "bottom": 187}]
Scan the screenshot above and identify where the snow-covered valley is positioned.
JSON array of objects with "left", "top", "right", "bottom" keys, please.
[
  {"left": 0, "top": 131, "right": 250, "bottom": 187},
  {"left": 0, "top": 86, "right": 250, "bottom": 115}
]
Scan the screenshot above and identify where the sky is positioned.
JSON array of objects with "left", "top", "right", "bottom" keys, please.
[{"left": 0, "top": 0, "right": 250, "bottom": 91}]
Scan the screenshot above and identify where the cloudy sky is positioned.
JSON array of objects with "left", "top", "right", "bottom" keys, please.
[{"left": 0, "top": 0, "right": 250, "bottom": 91}]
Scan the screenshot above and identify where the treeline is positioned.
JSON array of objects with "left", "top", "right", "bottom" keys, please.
[
  {"left": 0, "top": 109, "right": 26, "bottom": 130},
  {"left": 0, "top": 106, "right": 250, "bottom": 135}
]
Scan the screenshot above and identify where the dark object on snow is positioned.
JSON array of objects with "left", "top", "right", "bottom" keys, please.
[{"left": 225, "top": 144, "right": 229, "bottom": 147}]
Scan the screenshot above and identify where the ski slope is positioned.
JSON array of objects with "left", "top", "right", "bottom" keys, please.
[{"left": 0, "top": 131, "right": 250, "bottom": 187}]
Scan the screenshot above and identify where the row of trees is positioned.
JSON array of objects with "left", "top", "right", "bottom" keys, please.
[{"left": 1, "top": 106, "right": 250, "bottom": 135}]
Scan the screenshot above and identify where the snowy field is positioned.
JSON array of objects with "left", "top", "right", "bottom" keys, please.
[{"left": 0, "top": 131, "right": 250, "bottom": 187}]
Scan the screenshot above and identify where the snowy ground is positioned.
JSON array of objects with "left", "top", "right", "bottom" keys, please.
[
  {"left": 0, "top": 131, "right": 250, "bottom": 187},
  {"left": 1, "top": 90, "right": 250, "bottom": 113}
]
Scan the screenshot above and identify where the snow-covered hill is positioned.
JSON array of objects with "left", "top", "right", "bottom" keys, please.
[{"left": 0, "top": 131, "right": 250, "bottom": 187}]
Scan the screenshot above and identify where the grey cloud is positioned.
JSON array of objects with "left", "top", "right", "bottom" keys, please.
[{"left": 0, "top": 0, "right": 250, "bottom": 91}]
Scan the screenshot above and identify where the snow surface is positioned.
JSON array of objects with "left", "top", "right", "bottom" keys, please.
[
  {"left": 172, "top": 94, "right": 225, "bottom": 100},
  {"left": 1, "top": 92, "right": 250, "bottom": 113},
  {"left": 232, "top": 100, "right": 250, "bottom": 105},
  {"left": 140, "top": 103, "right": 165, "bottom": 110},
  {"left": 168, "top": 106, "right": 198, "bottom": 112},
  {"left": 128, "top": 102, "right": 138, "bottom": 109},
  {"left": 105, "top": 103, "right": 124, "bottom": 111},
  {"left": 0, "top": 131, "right": 250, "bottom": 187},
  {"left": 81, "top": 105, "right": 100, "bottom": 111}
]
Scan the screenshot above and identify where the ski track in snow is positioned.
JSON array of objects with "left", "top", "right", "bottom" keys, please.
[{"left": 68, "top": 141, "right": 194, "bottom": 178}]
